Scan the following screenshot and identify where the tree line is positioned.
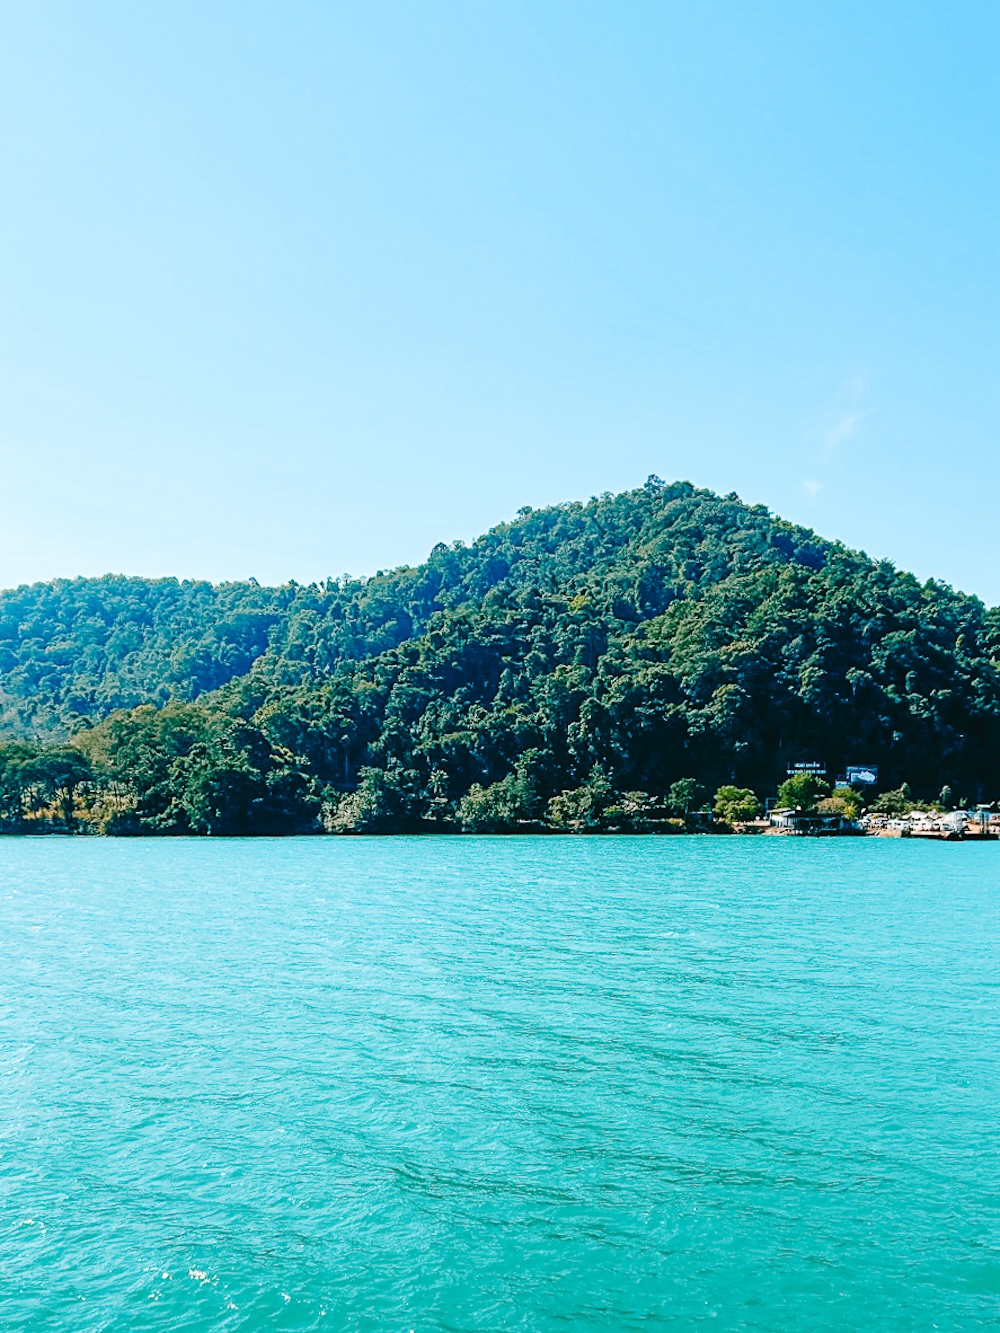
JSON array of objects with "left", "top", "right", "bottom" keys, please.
[{"left": 1, "top": 478, "right": 998, "bottom": 834}]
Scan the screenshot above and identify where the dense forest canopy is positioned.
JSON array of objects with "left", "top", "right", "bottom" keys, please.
[{"left": 1, "top": 478, "right": 998, "bottom": 834}]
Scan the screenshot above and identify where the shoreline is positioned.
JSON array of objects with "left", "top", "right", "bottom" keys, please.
[{"left": 1, "top": 825, "right": 997, "bottom": 842}]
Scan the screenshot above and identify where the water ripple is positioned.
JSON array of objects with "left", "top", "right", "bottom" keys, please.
[{"left": 0, "top": 835, "right": 997, "bottom": 1330}]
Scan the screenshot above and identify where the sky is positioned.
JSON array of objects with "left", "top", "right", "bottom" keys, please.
[{"left": 0, "top": 2, "right": 997, "bottom": 599}]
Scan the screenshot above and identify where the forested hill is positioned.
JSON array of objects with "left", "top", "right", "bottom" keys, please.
[
  {"left": 1, "top": 477, "right": 999, "bottom": 833},
  {"left": 0, "top": 479, "right": 845, "bottom": 737}
]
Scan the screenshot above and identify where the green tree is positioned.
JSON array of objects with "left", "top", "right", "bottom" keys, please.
[
  {"left": 173, "top": 724, "right": 318, "bottom": 835},
  {"left": 0, "top": 742, "right": 38, "bottom": 829},
  {"left": 76, "top": 701, "right": 211, "bottom": 831},
  {"left": 869, "top": 785, "right": 914, "bottom": 816},
  {"left": 777, "top": 772, "right": 831, "bottom": 813},
  {"left": 17, "top": 747, "right": 92, "bottom": 829},
  {"left": 547, "top": 765, "right": 613, "bottom": 832},
  {"left": 547, "top": 786, "right": 596, "bottom": 831},
  {"left": 602, "top": 790, "right": 661, "bottom": 832},
  {"left": 328, "top": 766, "right": 421, "bottom": 834},
  {"left": 819, "top": 785, "right": 863, "bottom": 819},
  {"left": 457, "top": 748, "right": 548, "bottom": 832},
  {"left": 713, "top": 785, "right": 761, "bottom": 824},
  {"left": 667, "top": 778, "right": 704, "bottom": 817},
  {"left": 457, "top": 779, "right": 520, "bottom": 832}
]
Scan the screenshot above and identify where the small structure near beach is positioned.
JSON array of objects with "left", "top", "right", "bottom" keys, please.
[{"left": 768, "top": 808, "right": 856, "bottom": 836}]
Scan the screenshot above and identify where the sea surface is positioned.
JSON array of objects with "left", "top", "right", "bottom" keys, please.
[{"left": 0, "top": 837, "right": 997, "bottom": 1331}]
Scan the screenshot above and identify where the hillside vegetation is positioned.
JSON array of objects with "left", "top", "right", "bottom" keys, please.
[{"left": 1, "top": 478, "right": 998, "bottom": 834}]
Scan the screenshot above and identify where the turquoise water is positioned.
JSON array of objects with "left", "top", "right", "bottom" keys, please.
[{"left": 0, "top": 838, "right": 997, "bottom": 1331}]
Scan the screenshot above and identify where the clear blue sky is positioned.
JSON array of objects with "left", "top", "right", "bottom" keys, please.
[{"left": 1, "top": 2, "right": 997, "bottom": 599}]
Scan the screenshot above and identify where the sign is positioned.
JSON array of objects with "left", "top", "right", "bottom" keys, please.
[
  {"left": 845, "top": 765, "right": 878, "bottom": 787},
  {"left": 787, "top": 761, "right": 825, "bottom": 775}
]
